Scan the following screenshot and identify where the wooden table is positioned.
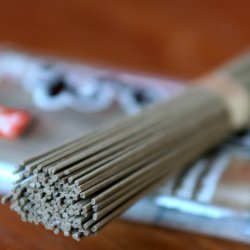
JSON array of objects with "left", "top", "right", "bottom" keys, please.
[
  {"left": 0, "top": 1, "right": 249, "bottom": 249},
  {"left": 0, "top": 204, "right": 249, "bottom": 250}
]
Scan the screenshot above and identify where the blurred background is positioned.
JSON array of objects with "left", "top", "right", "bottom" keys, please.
[
  {"left": 0, "top": 0, "right": 249, "bottom": 78},
  {"left": 0, "top": 1, "right": 250, "bottom": 249}
]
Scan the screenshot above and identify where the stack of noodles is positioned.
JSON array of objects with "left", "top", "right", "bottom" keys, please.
[{"left": 2, "top": 50, "right": 250, "bottom": 241}]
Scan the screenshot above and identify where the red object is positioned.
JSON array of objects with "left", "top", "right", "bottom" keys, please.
[{"left": 0, "top": 106, "right": 31, "bottom": 139}]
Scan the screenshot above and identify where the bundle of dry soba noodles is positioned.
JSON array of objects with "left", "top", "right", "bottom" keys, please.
[{"left": 2, "top": 50, "right": 250, "bottom": 241}]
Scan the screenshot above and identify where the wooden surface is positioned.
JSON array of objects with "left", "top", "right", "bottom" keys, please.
[
  {"left": 0, "top": 204, "right": 249, "bottom": 250},
  {"left": 0, "top": 0, "right": 250, "bottom": 249},
  {"left": 0, "top": 0, "right": 250, "bottom": 79}
]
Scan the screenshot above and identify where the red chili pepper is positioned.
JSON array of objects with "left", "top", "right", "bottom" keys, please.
[{"left": 0, "top": 106, "right": 31, "bottom": 139}]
